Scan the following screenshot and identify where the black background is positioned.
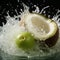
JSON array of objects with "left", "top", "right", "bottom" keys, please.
[
  {"left": 0, "top": 0, "right": 60, "bottom": 26},
  {"left": 0, "top": 0, "right": 60, "bottom": 15}
]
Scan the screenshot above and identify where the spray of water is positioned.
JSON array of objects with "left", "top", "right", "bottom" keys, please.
[{"left": 0, "top": 3, "right": 60, "bottom": 59}]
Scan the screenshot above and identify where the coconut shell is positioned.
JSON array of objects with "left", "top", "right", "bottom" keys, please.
[{"left": 45, "top": 28, "right": 59, "bottom": 47}]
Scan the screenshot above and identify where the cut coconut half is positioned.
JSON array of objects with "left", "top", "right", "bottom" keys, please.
[{"left": 23, "top": 13, "right": 59, "bottom": 47}]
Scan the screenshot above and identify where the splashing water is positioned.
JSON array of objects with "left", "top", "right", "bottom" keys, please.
[{"left": 0, "top": 3, "right": 60, "bottom": 59}]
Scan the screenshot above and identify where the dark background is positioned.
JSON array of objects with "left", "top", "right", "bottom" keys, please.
[{"left": 0, "top": 0, "right": 60, "bottom": 26}]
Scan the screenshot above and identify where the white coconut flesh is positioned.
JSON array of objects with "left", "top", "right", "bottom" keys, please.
[{"left": 24, "top": 13, "right": 58, "bottom": 41}]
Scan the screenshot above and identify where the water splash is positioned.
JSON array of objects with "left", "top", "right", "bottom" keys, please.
[
  {"left": 40, "top": 6, "right": 49, "bottom": 14},
  {"left": 52, "top": 9, "right": 60, "bottom": 26},
  {"left": 0, "top": 3, "right": 60, "bottom": 59}
]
